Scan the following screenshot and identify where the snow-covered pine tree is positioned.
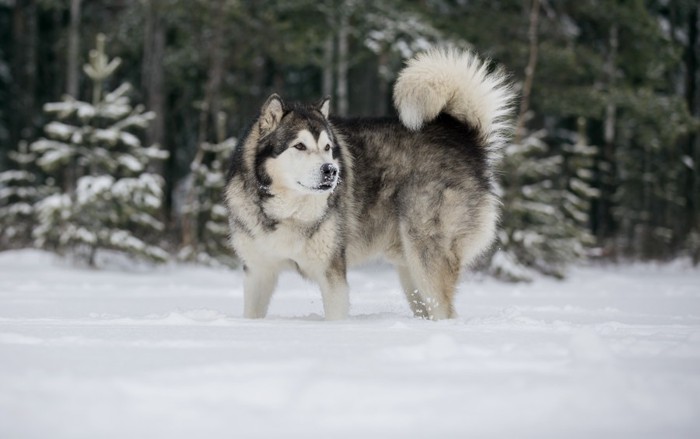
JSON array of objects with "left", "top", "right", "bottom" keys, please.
[
  {"left": 31, "top": 34, "right": 169, "bottom": 266},
  {"left": 179, "top": 112, "right": 237, "bottom": 266},
  {"left": 492, "top": 120, "right": 597, "bottom": 281},
  {"left": 560, "top": 118, "right": 599, "bottom": 254},
  {"left": 0, "top": 141, "right": 52, "bottom": 249}
]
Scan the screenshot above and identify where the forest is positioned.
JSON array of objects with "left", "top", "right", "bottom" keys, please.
[{"left": 0, "top": 0, "right": 698, "bottom": 279}]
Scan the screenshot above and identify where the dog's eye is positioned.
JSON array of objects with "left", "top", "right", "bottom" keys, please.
[
  {"left": 324, "top": 144, "right": 331, "bottom": 152},
  {"left": 293, "top": 143, "right": 306, "bottom": 151}
]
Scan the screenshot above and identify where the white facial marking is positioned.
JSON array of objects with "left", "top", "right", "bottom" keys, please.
[
  {"left": 317, "top": 131, "right": 331, "bottom": 152},
  {"left": 265, "top": 129, "right": 339, "bottom": 195},
  {"left": 289, "top": 129, "right": 332, "bottom": 153},
  {"left": 290, "top": 130, "right": 316, "bottom": 151}
]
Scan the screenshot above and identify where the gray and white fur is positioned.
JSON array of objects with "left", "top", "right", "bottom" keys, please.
[{"left": 225, "top": 48, "right": 514, "bottom": 320}]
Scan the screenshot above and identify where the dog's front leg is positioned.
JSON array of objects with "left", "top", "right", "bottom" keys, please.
[
  {"left": 243, "top": 265, "right": 279, "bottom": 319},
  {"left": 316, "top": 264, "right": 349, "bottom": 321}
]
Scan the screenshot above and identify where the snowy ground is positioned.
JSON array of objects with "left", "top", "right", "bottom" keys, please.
[{"left": 0, "top": 250, "right": 699, "bottom": 439}]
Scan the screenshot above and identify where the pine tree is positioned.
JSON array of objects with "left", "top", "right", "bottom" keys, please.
[
  {"left": 493, "top": 122, "right": 598, "bottom": 281},
  {"left": 560, "top": 118, "right": 599, "bottom": 251},
  {"left": 0, "top": 141, "right": 51, "bottom": 249},
  {"left": 179, "top": 113, "right": 237, "bottom": 266},
  {"left": 0, "top": 46, "right": 8, "bottom": 155},
  {"left": 30, "top": 34, "right": 169, "bottom": 266}
]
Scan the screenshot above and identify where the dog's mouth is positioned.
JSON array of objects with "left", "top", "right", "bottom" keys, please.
[{"left": 297, "top": 181, "right": 336, "bottom": 192}]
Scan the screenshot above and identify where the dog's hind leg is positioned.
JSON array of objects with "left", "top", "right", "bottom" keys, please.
[
  {"left": 243, "top": 265, "right": 279, "bottom": 319},
  {"left": 396, "top": 264, "right": 430, "bottom": 319},
  {"left": 399, "top": 227, "right": 461, "bottom": 320},
  {"left": 407, "top": 256, "right": 460, "bottom": 320}
]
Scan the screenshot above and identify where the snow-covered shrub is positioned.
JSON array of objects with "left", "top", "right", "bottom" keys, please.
[
  {"left": 493, "top": 122, "right": 598, "bottom": 281},
  {"left": 30, "top": 34, "right": 169, "bottom": 265},
  {"left": 0, "top": 141, "right": 53, "bottom": 249},
  {"left": 179, "top": 135, "right": 237, "bottom": 267}
]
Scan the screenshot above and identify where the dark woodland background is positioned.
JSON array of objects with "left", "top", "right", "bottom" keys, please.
[{"left": 0, "top": 0, "right": 699, "bottom": 275}]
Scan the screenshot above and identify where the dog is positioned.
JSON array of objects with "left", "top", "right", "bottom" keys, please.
[{"left": 224, "top": 48, "right": 514, "bottom": 320}]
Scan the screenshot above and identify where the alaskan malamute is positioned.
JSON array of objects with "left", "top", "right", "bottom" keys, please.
[{"left": 225, "top": 49, "right": 514, "bottom": 320}]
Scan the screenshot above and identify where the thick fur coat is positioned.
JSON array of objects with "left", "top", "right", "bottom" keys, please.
[{"left": 225, "top": 48, "right": 514, "bottom": 320}]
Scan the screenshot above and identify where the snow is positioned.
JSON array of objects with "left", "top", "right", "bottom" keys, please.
[
  {"left": 119, "top": 132, "right": 142, "bottom": 149},
  {"left": 44, "top": 122, "right": 77, "bottom": 140},
  {"left": 0, "top": 250, "right": 699, "bottom": 439},
  {"left": 682, "top": 155, "right": 694, "bottom": 170},
  {"left": 118, "top": 155, "right": 144, "bottom": 172},
  {"left": 103, "top": 82, "right": 131, "bottom": 102},
  {"left": 76, "top": 175, "right": 115, "bottom": 204},
  {"left": 32, "top": 140, "right": 74, "bottom": 169},
  {"left": 67, "top": 225, "right": 97, "bottom": 245},
  {"left": 35, "top": 193, "right": 71, "bottom": 219},
  {"left": 0, "top": 170, "right": 34, "bottom": 184},
  {"left": 93, "top": 128, "right": 121, "bottom": 145}
]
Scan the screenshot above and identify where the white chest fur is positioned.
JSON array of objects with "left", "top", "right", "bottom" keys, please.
[{"left": 231, "top": 207, "right": 339, "bottom": 275}]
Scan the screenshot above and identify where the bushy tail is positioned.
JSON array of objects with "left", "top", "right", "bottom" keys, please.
[{"left": 393, "top": 48, "right": 515, "bottom": 150}]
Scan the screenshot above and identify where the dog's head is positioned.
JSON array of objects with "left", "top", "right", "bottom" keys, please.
[{"left": 254, "top": 94, "right": 341, "bottom": 196}]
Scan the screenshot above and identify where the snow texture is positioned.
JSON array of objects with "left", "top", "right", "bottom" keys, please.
[{"left": 0, "top": 250, "right": 699, "bottom": 438}]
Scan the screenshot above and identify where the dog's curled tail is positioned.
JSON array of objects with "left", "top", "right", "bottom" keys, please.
[{"left": 393, "top": 48, "right": 515, "bottom": 149}]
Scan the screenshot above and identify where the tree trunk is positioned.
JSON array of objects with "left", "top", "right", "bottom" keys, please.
[
  {"left": 203, "top": 3, "right": 226, "bottom": 129},
  {"left": 181, "top": 0, "right": 227, "bottom": 252},
  {"left": 66, "top": 0, "right": 81, "bottom": 98},
  {"left": 596, "top": 24, "right": 618, "bottom": 249},
  {"left": 322, "top": 34, "right": 334, "bottom": 101},
  {"left": 513, "top": 0, "right": 540, "bottom": 145},
  {"left": 335, "top": 4, "right": 349, "bottom": 117},
  {"left": 376, "top": 51, "right": 389, "bottom": 116},
  {"left": 141, "top": 0, "right": 169, "bottom": 232},
  {"left": 684, "top": 4, "right": 699, "bottom": 248},
  {"left": 10, "top": 0, "right": 38, "bottom": 146},
  {"left": 142, "top": 0, "right": 166, "bottom": 149}
]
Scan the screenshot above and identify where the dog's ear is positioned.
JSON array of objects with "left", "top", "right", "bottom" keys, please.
[
  {"left": 316, "top": 96, "right": 331, "bottom": 119},
  {"left": 259, "top": 94, "right": 284, "bottom": 136}
]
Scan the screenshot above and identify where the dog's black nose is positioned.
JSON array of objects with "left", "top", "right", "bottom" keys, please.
[{"left": 321, "top": 163, "right": 338, "bottom": 180}]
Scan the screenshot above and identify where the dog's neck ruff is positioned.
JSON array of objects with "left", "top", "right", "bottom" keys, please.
[{"left": 261, "top": 188, "right": 331, "bottom": 226}]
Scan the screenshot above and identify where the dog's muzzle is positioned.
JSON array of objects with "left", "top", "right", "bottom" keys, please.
[{"left": 319, "top": 163, "right": 338, "bottom": 190}]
